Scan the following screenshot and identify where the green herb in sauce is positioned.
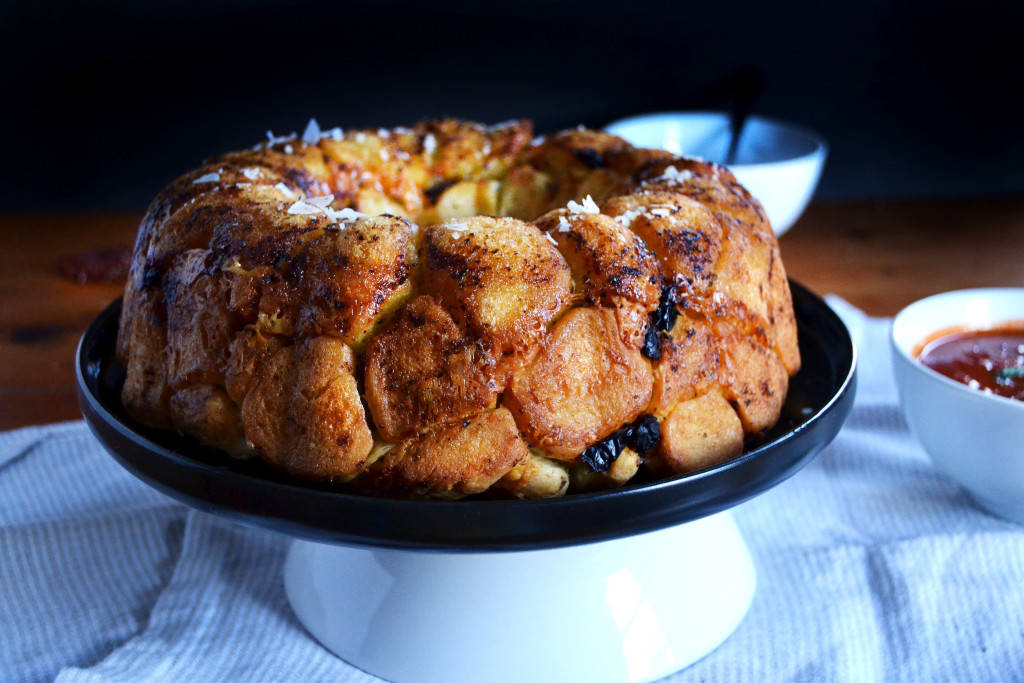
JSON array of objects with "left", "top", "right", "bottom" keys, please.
[{"left": 995, "top": 366, "right": 1024, "bottom": 384}]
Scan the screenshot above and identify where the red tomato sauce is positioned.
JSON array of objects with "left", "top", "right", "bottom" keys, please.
[{"left": 916, "top": 324, "right": 1024, "bottom": 401}]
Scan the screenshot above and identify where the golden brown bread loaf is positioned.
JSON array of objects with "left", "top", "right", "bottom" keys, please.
[{"left": 117, "top": 118, "right": 800, "bottom": 499}]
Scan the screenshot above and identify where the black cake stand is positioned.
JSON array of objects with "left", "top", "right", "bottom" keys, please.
[{"left": 78, "top": 281, "right": 855, "bottom": 683}]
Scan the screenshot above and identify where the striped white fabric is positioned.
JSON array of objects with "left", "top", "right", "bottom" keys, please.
[{"left": 2, "top": 300, "right": 1023, "bottom": 682}]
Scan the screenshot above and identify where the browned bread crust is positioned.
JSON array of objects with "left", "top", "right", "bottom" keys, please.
[{"left": 117, "top": 119, "right": 800, "bottom": 499}]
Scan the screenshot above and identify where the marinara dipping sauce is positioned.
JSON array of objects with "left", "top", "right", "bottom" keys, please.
[{"left": 916, "top": 324, "right": 1024, "bottom": 401}]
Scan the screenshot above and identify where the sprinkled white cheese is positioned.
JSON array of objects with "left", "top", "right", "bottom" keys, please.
[
  {"left": 567, "top": 195, "right": 600, "bottom": 215},
  {"left": 283, "top": 144, "right": 294, "bottom": 154},
  {"left": 481, "top": 142, "right": 491, "bottom": 156},
  {"left": 423, "top": 134, "right": 437, "bottom": 155},
  {"left": 324, "top": 207, "right": 365, "bottom": 223},
  {"left": 543, "top": 231, "right": 558, "bottom": 246},
  {"left": 658, "top": 166, "right": 694, "bottom": 183},
  {"left": 488, "top": 119, "right": 518, "bottom": 131},
  {"left": 446, "top": 221, "right": 469, "bottom": 232},
  {"left": 285, "top": 194, "right": 364, "bottom": 225},
  {"left": 263, "top": 130, "right": 296, "bottom": 147},
  {"left": 305, "top": 194, "right": 335, "bottom": 208},
  {"left": 274, "top": 182, "right": 297, "bottom": 199},
  {"left": 614, "top": 208, "right": 644, "bottom": 227},
  {"left": 394, "top": 126, "right": 413, "bottom": 135},
  {"left": 557, "top": 216, "right": 572, "bottom": 232},
  {"left": 193, "top": 172, "right": 220, "bottom": 184},
  {"left": 576, "top": 124, "right": 586, "bottom": 131},
  {"left": 241, "top": 167, "right": 261, "bottom": 180},
  {"left": 380, "top": 149, "right": 390, "bottom": 162},
  {"left": 322, "top": 126, "right": 344, "bottom": 140},
  {"left": 530, "top": 136, "right": 545, "bottom": 147},
  {"left": 378, "top": 128, "right": 390, "bottom": 137},
  {"left": 302, "top": 118, "right": 321, "bottom": 145},
  {"left": 287, "top": 199, "right": 321, "bottom": 215},
  {"left": 650, "top": 207, "right": 672, "bottom": 217},
  {"left": 355, "top": 132, "right": 367, "bottom": 143},
  {"left": 235, "top": 183, "right": 251, "bottom": 189}
]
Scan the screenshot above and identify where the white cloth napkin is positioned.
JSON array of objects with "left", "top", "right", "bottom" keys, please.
[{"left": 2, "top": 300, "right": 1022, "bottom": 682}]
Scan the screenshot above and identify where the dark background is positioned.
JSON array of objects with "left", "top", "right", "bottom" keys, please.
[{"left": 1, "top": 0, "right": 1021, "bottom": 212}]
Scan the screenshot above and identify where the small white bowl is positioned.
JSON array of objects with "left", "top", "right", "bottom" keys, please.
[
  {"left": 891, "top": 288, "right": 1024, "bottom": 523},
  {"left": 605, "top": 111, "right": 827, "bottom": 235}
]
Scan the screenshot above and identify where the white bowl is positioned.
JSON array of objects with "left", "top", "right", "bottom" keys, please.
[
  {"left": 605, "top": 111, "right": 828, "bottom": 235},
  {"left": 891, "top": 288, "right": 1024, "bottom": 523}
]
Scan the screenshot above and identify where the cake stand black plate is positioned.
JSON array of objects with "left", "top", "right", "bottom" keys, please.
[{"left": 77, "top": 281, "right": 855, "bottom": 552}]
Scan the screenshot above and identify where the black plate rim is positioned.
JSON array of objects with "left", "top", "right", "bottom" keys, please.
[{"left": 77, "top": 280, "right": 856, "bottom": 552}]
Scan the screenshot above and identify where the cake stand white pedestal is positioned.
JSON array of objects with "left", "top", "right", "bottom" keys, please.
[{"left": 284, "top": 509, "right": 755, "bottom": 683}]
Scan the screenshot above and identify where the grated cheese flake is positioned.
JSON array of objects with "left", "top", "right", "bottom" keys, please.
[
  {"left": 423, "top": 133, "right": 437, "bottom": 155},
  {"left": 488, "top": 119, "right": 518, "bottom": 131},
  {"left": 263, "top": 130, "right": 296, "bottom": 147},
  {"left": 567, "top": 195, "right": 600, "bottom": 215},
  {"left": 241, "top": 167, "right": 262, "bottom": 180},
  {"left": 302, "top": 118, "right": 321, "bottom": 145},
  {"left": 193, "top": 172, "right": 220, "bottom": 184},
  {"left": 283, "top": 144, "right": 294, "bottom": 154},
  {"left": 305, "top": 194, "right": 335, "bottom": 208},
  {"left": 614, "top": 207, "right": 644, "bottom": 227},
  {"left": 658, "top": 166, "right": 695, "bottom": 184},
  {"left": 285, "top": 193, "right": 364, "bottom": 225},
  {"left": 557, "top": 216, "right": 572, "bottom": 232},
  {"left": 274, "top": 182, "right": 297, "bottom": 199},
  {"left": 324, "top": 207, "right": 365, "bottom": 223},
  {"left": 286, "top": 199, "right": 321, "bottom": 215},
  {"left": 543, "top": 231, "right": 558, "bottom": 246}
]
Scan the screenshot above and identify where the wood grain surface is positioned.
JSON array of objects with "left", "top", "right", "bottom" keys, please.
[{"left": 1, "top": 200, "right": 1022, "bottom": 429}]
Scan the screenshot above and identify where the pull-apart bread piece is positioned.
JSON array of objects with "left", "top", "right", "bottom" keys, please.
[{"left": 118, "top": 119, "right": 800, "bottom": 499}]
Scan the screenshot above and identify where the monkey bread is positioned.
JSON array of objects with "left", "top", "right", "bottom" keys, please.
[{"left": 117, "top": 118, "right": 800, "bottom": 500}]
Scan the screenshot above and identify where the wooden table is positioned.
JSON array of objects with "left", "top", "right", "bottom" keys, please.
[{"left": 2, "top": 200, "right": 1023, "bottom": 430}]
